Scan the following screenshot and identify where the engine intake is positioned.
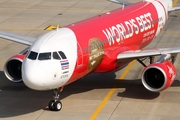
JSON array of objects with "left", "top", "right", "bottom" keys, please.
[
  {"left": 4, "top": 54, "right": 26, "bottom": 83},
  {"left": 142, "top": 61, "right": 176, "bottom": 92}
]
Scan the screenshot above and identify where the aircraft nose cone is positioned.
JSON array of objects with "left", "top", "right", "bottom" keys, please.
[{"left": 22, "top": 65, "right": 47, "bottom": 90}]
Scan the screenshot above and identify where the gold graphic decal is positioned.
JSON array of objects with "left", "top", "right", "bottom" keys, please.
[{"left": 88, "top": 38, "right": 104, "bottom": 72}]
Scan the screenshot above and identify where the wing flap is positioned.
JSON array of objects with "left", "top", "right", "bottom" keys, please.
[{"left": 0, "top": 30, "right": 36, "bottom": 45}]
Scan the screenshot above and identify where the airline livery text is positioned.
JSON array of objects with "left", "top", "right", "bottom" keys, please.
[{"left": 102, "top": 12, "right": 154, "bottom": 46}]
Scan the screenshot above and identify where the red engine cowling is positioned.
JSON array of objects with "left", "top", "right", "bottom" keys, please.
[
  {"left": 141, "top": 60, "right": 176, "bottom": 92},
  {"left": 4, "top": 47, "right": 29, "bottom": 83}
]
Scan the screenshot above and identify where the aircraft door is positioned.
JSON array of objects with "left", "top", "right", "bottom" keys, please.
[
  {"left": 77, "top": 42, "right": 83, "bottom": 68},
  {"left": 68, "top": 38, "right": 83, "bottom": 69}
]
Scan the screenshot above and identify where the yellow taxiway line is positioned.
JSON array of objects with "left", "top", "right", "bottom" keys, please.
[
  {"left": 89, "top": 60, "right": 136, "bottom": 120},
  {"left": 173, "top": 0, "right": 179, "bottom": 7}
]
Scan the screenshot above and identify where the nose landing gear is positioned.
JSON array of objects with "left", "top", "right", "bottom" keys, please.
[{"left": 48, "top": 88, "right": 63, "bottom": 111}]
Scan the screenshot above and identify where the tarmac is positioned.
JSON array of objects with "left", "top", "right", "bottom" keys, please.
[{"left": 0, "top": 0, "right": 180, "bottom": 120}]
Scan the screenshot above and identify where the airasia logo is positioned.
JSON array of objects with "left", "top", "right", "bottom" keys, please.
[
  {"left": 102, "top": 12, "right": 154, "bottom": 46},
  {"left": 167, "top": 65, "right": 176, "bottom": 80}
]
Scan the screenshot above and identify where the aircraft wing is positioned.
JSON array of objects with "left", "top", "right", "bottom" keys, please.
[
  {"left": 0, "top": 30, "right": 36, "bottom": 45},
  {"left": 108, "top": 0, "right": 131, "bottom": 6},
  {"left": 108, "top": 0, "right": 180, "bottom": 11},
  {"left": 117, "top": 47, "right": 180, "bottom": 61},
  {"left": 169, "top": 7, "right": 180, "bottom": 11}
]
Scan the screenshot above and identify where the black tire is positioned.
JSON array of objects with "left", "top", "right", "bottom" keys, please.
[
  {"left": 48, "top": 100, "right": 55, "bottom": 111},
  {"left": 53, "top": 101, "right": 62, "bottom": 111}
]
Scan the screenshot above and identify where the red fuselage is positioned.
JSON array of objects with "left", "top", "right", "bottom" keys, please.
[{"left": 65, "top": 1, "right": 164, "bottom": 85}]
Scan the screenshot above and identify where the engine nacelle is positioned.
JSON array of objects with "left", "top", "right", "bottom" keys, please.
[
  {"left": 4, "top": 54, "right": 26, "bottom": 82},
  {"left": 4, "top": 47, "right": 29, "bottom": 83},
  {"left": 141, "top": 60, "right": 176, "bottom": 92}
]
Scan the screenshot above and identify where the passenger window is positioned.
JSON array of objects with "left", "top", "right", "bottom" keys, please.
[
  {"left": 58, "top": 51, "right": 67, "bottom": 59},
  {"left": 28, "top": 51, "right": 38, "bottom": 60},
  {"left": 38, "top": 52, "right": 51, "bottom": 60},
  {"left": 53, "top": 52, "right": 61, "bottom": 60}
]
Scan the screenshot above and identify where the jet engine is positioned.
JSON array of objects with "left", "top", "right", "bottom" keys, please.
[
  {"left": 141, "top": 60, "right": 176, "bottom": 92},
  {"left": 4, "top": 47, "right": 29, "bottom": 83}
]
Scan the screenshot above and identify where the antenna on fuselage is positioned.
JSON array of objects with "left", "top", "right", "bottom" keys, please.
[{"left": 56, "top": 25, "right": 59, "bottom": 32}]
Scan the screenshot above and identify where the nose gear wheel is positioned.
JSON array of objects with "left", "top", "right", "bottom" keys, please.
[
  {"left": 48, "top": 100, "right": 62, "bottom": 111},
  {"left": 48, "top": 88, "right": 63, "bottom": 111}
]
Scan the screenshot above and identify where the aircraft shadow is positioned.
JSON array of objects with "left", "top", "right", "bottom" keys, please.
[
  {"left": 0, "top": 70, "right": 180, "bottom": 118},
  {"left": 0, "top": 71, "right": 52, "bottom": 118},
  {"left": 61, "top": 72, "right": 161, "bottom": 100}
]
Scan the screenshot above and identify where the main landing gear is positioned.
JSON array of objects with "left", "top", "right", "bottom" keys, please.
[{"left": 48, "top": 88, "right": 63, "bottom": 111}]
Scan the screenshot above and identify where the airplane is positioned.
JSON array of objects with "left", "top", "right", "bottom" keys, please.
[{"left": 0, "top": 0, "right": 180, "bottom": 111}]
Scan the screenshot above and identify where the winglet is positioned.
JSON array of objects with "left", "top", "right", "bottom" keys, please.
[{"left": 108, "top": 0, "right": 131, "bottom": 6}]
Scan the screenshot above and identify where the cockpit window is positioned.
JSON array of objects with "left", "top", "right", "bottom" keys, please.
[
  {"left": 38, "top": 52, "right": 51, "bottom": 60},
  {"left": 28, "top": 51, "right": 38, "bottom": 60},
  {"left": 58, "top": 51, "right": 67, "bottom": 59},
  {"left": 53, "top": 52, "right": 61, "bottom": 60}
]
